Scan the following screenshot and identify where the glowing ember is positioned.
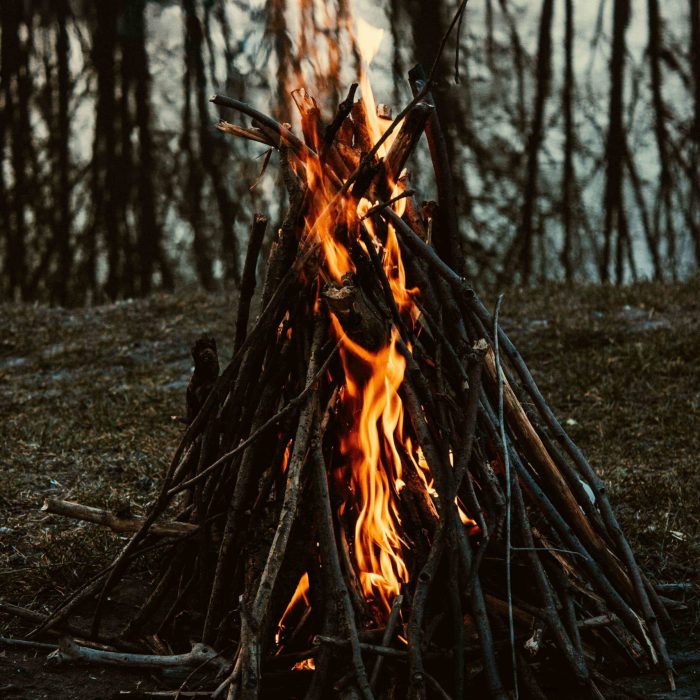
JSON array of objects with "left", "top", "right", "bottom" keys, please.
[{"left": 292, "top": 658, "right": 316, "bottom": 671}]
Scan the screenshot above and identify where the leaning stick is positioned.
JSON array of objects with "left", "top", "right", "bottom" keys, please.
[
  {"left": 230, "top": 318, "right": 326, "bottom": 699},
  {"left": 379, "top": 102, "right": 433, "bottom": 194},
  {"left": 408, "top": 63, "right": 463, "bottom": 273},
  {"left": 407, "top": 523, "right": 447, "bottom": 700},
  {"left": 369, "top": 594, "right": 403, "bottom": 690},
  {"left": 310, "top": 426, "right": 374, "bottom": 700},
  {"left": 467, "top": 296, "right": 675, "bottom": 680},
  {"left": 313, "top": 636, "right": 407, "bottom": 660},
  {"left": 234, "top": 214, "right": 268, "bottom": 353}
]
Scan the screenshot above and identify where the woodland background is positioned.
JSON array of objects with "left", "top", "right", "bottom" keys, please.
[{"left": 1, "top": 0, "right": 698, "bottom": 305}]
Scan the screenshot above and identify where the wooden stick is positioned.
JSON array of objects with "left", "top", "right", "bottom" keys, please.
[
  {"left": 322, "top": 83, "right": 358, "bottom": 155},
  {"left": 407, "top": 523, "right": 447, "bottom": 700},
  {"left": 370, "top": 594, "right": 403, "bottom": 690},
  {"left": 42, "top": 498, "right": 196, "bottom": 537},
  {"left": 234, "top": 214, "right": 268, "bottom": 353},
  {"left": 230, "top": 318, "right": 326, "bottom": 699},
  {"left": 380, "top": 102, "right": 433, "bottom": 193},
  {"left": 217, "top": 121, "right": 274, "bottom": 146},
  {"left": 310, "top": 425, "right": 374, "bottom": 700},
  {"left": 408, "top": 64, "right": 463, "bottom": 273},
  {"left": 48, "top": 637, "right": 227, "bottom": 672},
  {"left": 1, "top": 636, "right": 57, "bottom": 651},
  {"left": 313, "top": 636, "right": 406, "bottom": 660}
]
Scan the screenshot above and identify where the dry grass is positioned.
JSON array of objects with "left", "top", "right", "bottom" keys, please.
[
  {"left": 0, "top": 288, "right": 235, "bottom": 616},
  {"left": 0, "top": 279, "right": 697, "bottom": 631},
  {"left": 494, "top": 279, "right": 700, "bottom": 587}
]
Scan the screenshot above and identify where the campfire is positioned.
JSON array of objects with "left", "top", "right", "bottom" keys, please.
[{"left": 34, "top": 7, "right": 675, "bottom": 700}]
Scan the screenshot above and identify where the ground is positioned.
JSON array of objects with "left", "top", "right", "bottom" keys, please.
[{"left": 1, "top": 280, "right": 698, "bottom": 698}]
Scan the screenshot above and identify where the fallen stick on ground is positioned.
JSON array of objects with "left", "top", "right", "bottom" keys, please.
[
  {"left": 42, "top": 498, "right": 197, "bottom": 537},
  {"left": 48, "top": 637, "right": 228, "bottom": 673}
]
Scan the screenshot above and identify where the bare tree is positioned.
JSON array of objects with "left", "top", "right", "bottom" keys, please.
[
  {"left": 87, "top": 1, "right": 121, "bottom": 299},
  {"left": 690, "top": 0, "right": 700, "bottom": 265},
  {"left": 601, "top": 0, "right": 630, "bottom": 283},
  {"left": 498, "top": 0, "right": 527, "bottom": 131},
  {"left": 519, "top": 0, "right": 553, "bottom": 284},
  {"left": 52, "top": 0, "right": 72, "bottom": 303},
  {"left": 181, "top": 0, "right": 214, "bottom": 291},
  {"left": 647, "top": 0, "right": 674, "bottom": 279},
  {"left": 560, "top": 0, "right": 575, "bottom": 281},
  {"left": 121, "top": 0, "right": 166, "bottom": 295},
  {"left": 1, "top": 1, "right": 32, "bottom": 300}
]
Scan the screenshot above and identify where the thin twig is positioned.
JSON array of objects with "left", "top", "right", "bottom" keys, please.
[
  {"left": 168, "top": 338, "right": 341, "bottom": 496},
  {"left": 359, "top": 190, "right": 414, "bottom": 221},
  {"left": 494, "top": 294, "right": 518, "bottom": 700},
  {"left": 0, "top": 636, "right": 57, "bottom": 651},
  {"left": 370, "top": 594, "right": 403, "bottom": 689}
]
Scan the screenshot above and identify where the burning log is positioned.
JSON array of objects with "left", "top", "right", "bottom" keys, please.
[{"left": 31, "top": 29, "right": 674, "bottom": 700}]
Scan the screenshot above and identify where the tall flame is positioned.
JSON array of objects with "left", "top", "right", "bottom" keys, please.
[
  {"left": 290, "top": 20, "right": 419, "bottom": 616},
  {"left": 333, "top": 319, "right": 409, "bottom": 610},
  {"left": 272, "top": 10, "right": 455, "bottom": 619}
]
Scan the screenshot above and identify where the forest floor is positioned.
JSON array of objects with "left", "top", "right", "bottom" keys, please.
[{"left": 0, "top": 279, "right": 698, "bottom": 699}]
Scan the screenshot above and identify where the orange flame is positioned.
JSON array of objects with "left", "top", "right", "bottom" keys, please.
[
  {"left": 292, "top": 658, "right": 316, "bottom": 671},
  {"left": 277, "top": 572, "right": 310, "bottom": 644},
  {"left": 268, "top": 11, "right": 474, "bottom": 622},
  {"left": 333, "top": 319, "right": 409, "bottom": 611},
  {"left": 287, "top": 22, "right": 418, "bottom": 617}
]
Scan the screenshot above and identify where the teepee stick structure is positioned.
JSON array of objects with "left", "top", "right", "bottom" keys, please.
[{"left": 28, "top": 52, "right": 675, "bottom": 700}]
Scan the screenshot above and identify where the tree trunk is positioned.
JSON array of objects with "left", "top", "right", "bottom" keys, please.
[
  {"left": 519, "top": 0, "right": 553, "bottom": 284},
  {"left": 560, "top": 0, "right": 575, "bottom": 282},
  {"left": 118, "top": 8, "right": 137, "bottom": 299},
  {"left": 182, "top": 0, "right": 214, "bottom": 291},
  {"left": 0, "top": 3, "right": 16, "bottom": 299},
  {"left": 498, "top": 0, "right": 526, "bottom": 131},
  {"left": 689, "top": 0, "right": 700, "bottom": 265},
  {"left": 194, "top": 4, "right": 241, "bottom": 287},
  {"left": 647, "top": 0, "right": 674, "bottom": 279},
  {"left": 89, "top": 1, "right": 121, "bottom": 299},
  {"left": 54, "top": 0, "right": 72, "bottom": 303},
  {"left": 601, "top": 0, "right": 629, "bottom": 284},
  {"left": 1, "top": 1, "right": 30, "bottom": 300},
  {"left": 404, "top": 0, "right": 471, "bottom": 264},
  {"left": 124, "top": 0, "right": 166, "bottom": 295}
]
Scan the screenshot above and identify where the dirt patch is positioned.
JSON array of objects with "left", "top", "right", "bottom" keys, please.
[{"left": 1, "top": 280, "right": 698, "bottom": 697}]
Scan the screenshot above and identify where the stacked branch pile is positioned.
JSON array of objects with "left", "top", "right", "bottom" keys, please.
[{"left": 31, "top": 73, "right": 673, "bottom": 700}]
